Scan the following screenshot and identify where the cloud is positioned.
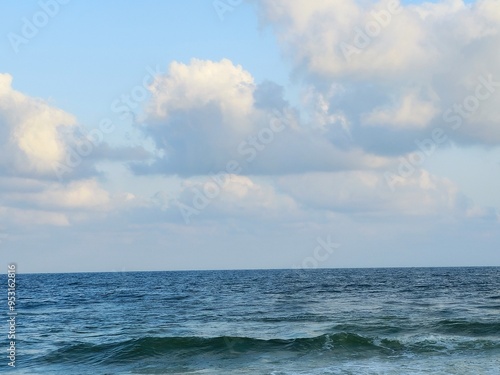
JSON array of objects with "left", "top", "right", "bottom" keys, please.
[
  {"left": 0, "top": 74, "right": 150, "bottom": 229},
  {"left": 88, "top": 143, "right": 151, "bottom": 162},
  {"left": 133, "top": 58, "right": 391, "bottom": 176},
  {"left": 0, "top": 73, "right": 77, "bottom": 177},
  {"left": 171, "top": 174, "right": 300, "bottom": 222},
  {"left": 0, "top": 71, "right": 146, "bottom": 229},
  {"left": 0, "top": 73, "right": 153, "bottom": 182},
  {"left": 275, "top": 168, "right": 498, "bottom": 221},
  {"left": 0, "top": 175, "right": 142, "bottom": 231},
  {"left": 253, "top": 0, "right": 423, "bottom": 77},
  {"left": 142, "top": 165, "right": 498, "bottom": 227},
  {"left": 0, "top": 206, "right": 70, "bottom": 226},
  {"left": 255, "top": 0, "right": 500, "bottom": 79},
  {"left": 362, "top": 89, "right": 439, "bottom": 129},
  {"left": 146, "top": 58, "right": 255, "bottom": 123},
  {"left": 19, "top": 179, "right": 111, "bottom": 210},
  {"left": 254, "top": 0, "right": 500, "bottom": 152},
  {"left": 275, "top": 170, "right": 454, "bottom": 216}
]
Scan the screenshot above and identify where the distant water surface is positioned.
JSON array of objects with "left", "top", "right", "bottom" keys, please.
[{"left": 3, "top": 267, "right": 500, "bottom": 374}]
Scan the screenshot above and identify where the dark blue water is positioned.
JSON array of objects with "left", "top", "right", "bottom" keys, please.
[{"left": 2, "top": 267, "right": 500, "bottom": 374}]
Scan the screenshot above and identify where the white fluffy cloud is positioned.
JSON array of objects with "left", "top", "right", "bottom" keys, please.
[
  {"left": 147, "top": 59, "right": 255, "bottom": 126},
  {"left": 0, "top": 176, "right": 141, "bottom": 227},
  {"left": 255, "top": 0, "right": 500, "bottom": 148},
  {"left": 0, "top": 75, "right": 147, "bottom": 228},
  {"left": 135, "top": 58, "right": 390, "bottom": 176},
  {"left": 0, "top": 74, "right": 150, "bottom": 181},
  {"left": 0, "top": 74, "right": 82, "bottom": 176},
  {"left": 255, "top": 0, "right": 500, "bottom": 78},
  {"left": 0, "top": 73, "right": 77, "bottom": 177}
]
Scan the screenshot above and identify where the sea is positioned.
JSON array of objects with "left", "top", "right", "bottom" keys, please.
[{"left": 2, "top": 267, "right": 500, "bottom": 374}]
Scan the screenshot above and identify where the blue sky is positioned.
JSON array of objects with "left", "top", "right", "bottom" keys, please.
[{"left": 1, "top": 0, "right": 499, "bottom": 273}]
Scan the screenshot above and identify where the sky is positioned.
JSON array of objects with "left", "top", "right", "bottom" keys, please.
[{"left": 1, "top": 0, "right": 500, "bottom": 273}]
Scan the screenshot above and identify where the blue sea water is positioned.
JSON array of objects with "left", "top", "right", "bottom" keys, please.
[{"left": 2, "top": 267, "right": 500, "bottom": 374}]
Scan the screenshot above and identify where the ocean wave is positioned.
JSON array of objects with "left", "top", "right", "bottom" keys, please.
[{"left": 39, "top": 332, "right": 500, "bottom": 366}]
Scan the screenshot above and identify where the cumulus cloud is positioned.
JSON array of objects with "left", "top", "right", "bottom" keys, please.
[
  {"left": 255, "top": 0, "right": 500, "bottom": 78},
  {"left": 0, "top": 76, "right": 148, "bottom": 228},
  {"left": 275, "top": 169, "right": 497, "bottom": 219},
  {"left": 133, "top": 58, "right": 390, "bottom": 176},
  {"left": 147, "top": 58, "right": 255, "bottom": 124},
  {"left": 0, "top": 176, "right": 142, "bottom": 230},
  {"left": 254, "top": 0, "right": 500, "bottom": 151},
  {"left": 0, "top": 73, "right": 152, "bottom": 182},
  {"left": 0, "top": 73, "right": 78, "bottom": 177},
  {"left": 143, "top": 166, "right": 498, "bottom": 229}
]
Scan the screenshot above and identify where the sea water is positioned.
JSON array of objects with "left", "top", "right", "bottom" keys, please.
[{"left": 2, "top": 267, "right": 500, "bottom": 374}]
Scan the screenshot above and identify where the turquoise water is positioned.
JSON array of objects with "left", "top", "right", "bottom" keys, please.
[{"left": 3, "top": 267, "right": 500, "bottom": 374}]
